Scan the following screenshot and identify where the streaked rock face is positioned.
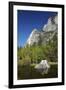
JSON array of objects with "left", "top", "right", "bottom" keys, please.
[
  {"left": 54, "top": 15, "right": 58, "bottom": 24},
  {"left": 42, "top": 15, "right": 58, "bottom": 32},
  {"left": 26, "top": 15, "right": 58, "bottom": 46},
  {"left": 26, "top": 29, "right": 41, "bottom": 46}
]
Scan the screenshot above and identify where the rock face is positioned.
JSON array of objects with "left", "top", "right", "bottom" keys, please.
[
  {"left": 26, "top": 29, "right": 40, "bottom": 46},
  {"left": 42, "top": 15, "right": 58, "bottom": 32},
  {"left": 26, "top": 15, "right": 58, "bottom": 46},
  {"left": 35, "top": 60, "right": 50, "bottom": 74}
]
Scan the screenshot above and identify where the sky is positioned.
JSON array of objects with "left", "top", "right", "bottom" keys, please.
[{"left": 17, "top": 10, "right": 57, "bottom": 47}]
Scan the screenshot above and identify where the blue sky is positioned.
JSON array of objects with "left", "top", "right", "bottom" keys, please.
[{"left": 17, "top": 10, "right": 57, "bottom": 47}]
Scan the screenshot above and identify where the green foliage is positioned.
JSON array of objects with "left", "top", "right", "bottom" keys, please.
[{"left": 18, "top": 33, "right": 58, "bottom": 65}]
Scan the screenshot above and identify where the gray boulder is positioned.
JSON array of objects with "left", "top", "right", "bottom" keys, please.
[{"left": 35, "top": 60, "right": 50, "bottom": 74}]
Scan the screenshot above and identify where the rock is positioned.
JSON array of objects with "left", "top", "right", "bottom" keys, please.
[
  {"left": 42, "top": 15, "right": 58, "bottom": 32},
  {"left": 26, "top": 28, "right": 41, "bottom": 46},
  {"left": 26, "top": 15, "right": 58, "bottom": 46},
  {"left": 35, "top": 60, "right": 50, "bottom": 69},
  {"left": 35, "top": 60, "right": 50, "bottom": 74}
]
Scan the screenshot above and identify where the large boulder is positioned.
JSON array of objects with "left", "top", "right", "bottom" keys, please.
[{"left": 35, "top": 60, "right": 50, "bottom": 74}]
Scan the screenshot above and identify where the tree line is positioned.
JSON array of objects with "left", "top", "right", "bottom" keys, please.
[{"left": 18, "top": 33, "right": 58, "bottom": 65}]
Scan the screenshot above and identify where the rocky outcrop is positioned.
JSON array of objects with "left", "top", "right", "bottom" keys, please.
[
  {"left": 26, "top": 15, "right": 58, "bottom": 46},
  {"left": 26, "top": 28, "right": 41, "bottom": 46}
]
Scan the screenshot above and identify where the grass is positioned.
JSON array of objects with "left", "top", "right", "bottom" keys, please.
[
  {"left": 49, "top": 62, "right": 58, "bottom": 65},
  {"left": 17, "top": 63, "right": 58, "bottom": 80}
]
